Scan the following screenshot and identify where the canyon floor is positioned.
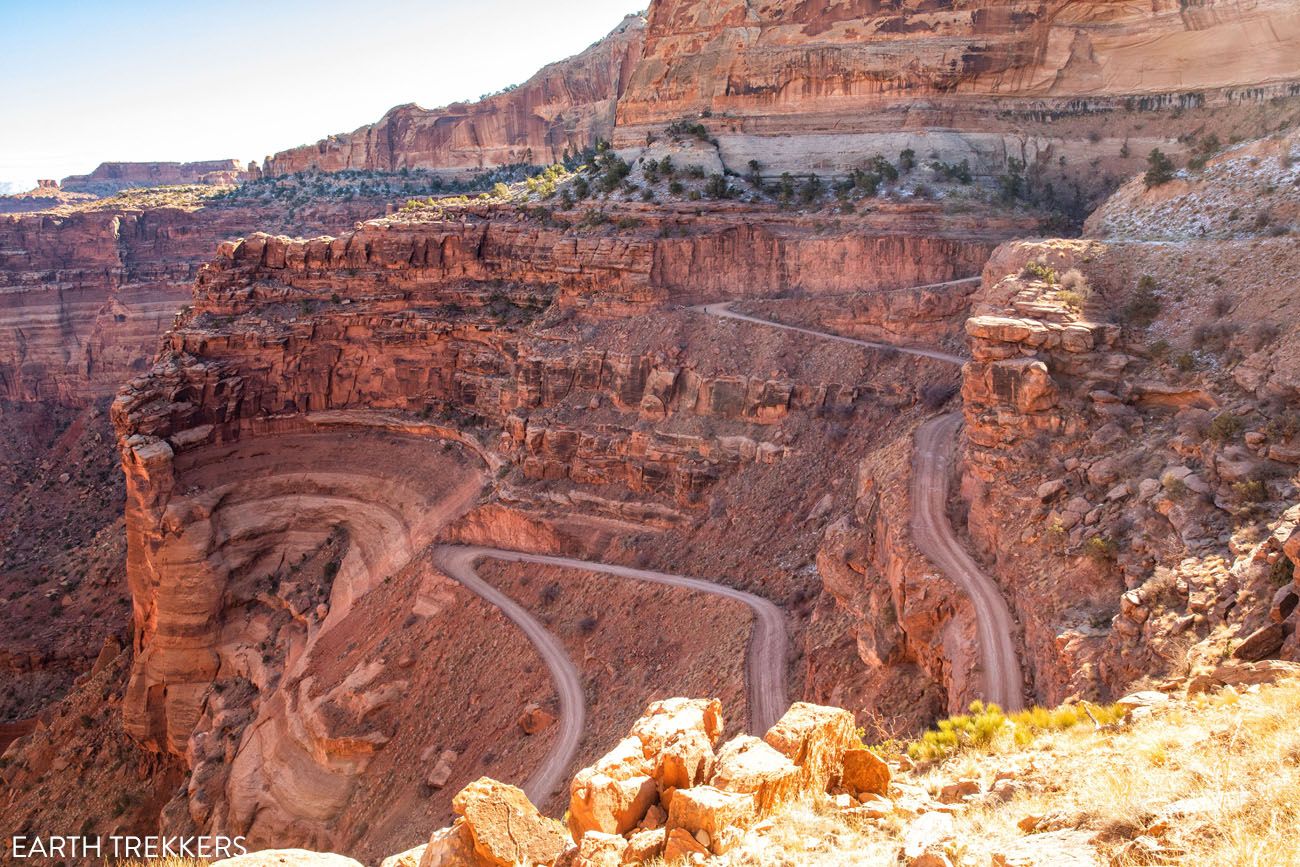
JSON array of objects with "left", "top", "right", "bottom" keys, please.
[{"left": 1, "top": 2, "right": 1299, "bottom": 860}]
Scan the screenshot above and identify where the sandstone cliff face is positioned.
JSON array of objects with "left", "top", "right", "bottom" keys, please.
[
  {"left": 266, "top": 0, "right": 1300, "bottom": 206},
  {"left": 614, "top": 0, "right": 1300, "bottom": 184},
  {"left": 262, "top": 16, "right": 645, "bottom": 177},
  {"left": 61, "top": 160, "right": 248, "bottom": 195}
]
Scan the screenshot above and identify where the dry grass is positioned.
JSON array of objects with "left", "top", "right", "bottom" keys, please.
[{"left": 721, "top": 678, "right": 1300, "bottom": 866}]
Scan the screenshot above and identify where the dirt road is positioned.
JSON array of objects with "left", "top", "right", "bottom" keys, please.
[
  {"left": 432, "top": 544, "right": 789, "bottom": 803},
  {"left": 701, "top": 300, "right": 1025, "bottom": 711}
]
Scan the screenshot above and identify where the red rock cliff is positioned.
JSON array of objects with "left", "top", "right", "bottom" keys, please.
[
  {"left": 614, "top": 0, "right": 1300, "bottom": 183},
  {"left": 262, "top": 15, "right": 646, "bottom": 176}
]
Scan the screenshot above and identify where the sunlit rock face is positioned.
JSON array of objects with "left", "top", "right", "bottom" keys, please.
[{"left": 614, "top": 0, "right": 1300, "bottom": 184}]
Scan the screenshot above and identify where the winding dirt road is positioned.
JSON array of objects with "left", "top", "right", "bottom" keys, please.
[
  {"left": 426, "top": 284, "right": 1025, "bottom": 802},
  {"left": 911, "top": 413, "right": 1024, "bottom": 711},
  {"left": 700, "top": 300, "right": 1026, "bottom": 712},
  {"left": 432, "top": 544, "right": 789, "bottom": 803}
]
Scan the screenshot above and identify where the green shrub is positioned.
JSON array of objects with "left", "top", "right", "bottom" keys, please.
[
  {"left": 1085, "top": 535, "right": 1119, "bottom": 564},
  {"left": 1145, "top": 149, "right": 1177, "bottom": 188},
  {"left": 1208, "top": 412, "right": 1244, "bottom": 443},
  {"left": 1021, "top": 259, "right": 1057, "bottom": 285},
  {"left": 1122, "top": 275, "right": 1162, "bottom": 327},
  {"left": 905, "top": 700, "right": 1127, "bottom": 763},
  {"left": 1232, "top": 479, "right": 1269, "bottom": 504}
]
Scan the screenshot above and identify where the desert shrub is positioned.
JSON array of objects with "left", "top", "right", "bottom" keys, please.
[
  {"left": 930, "top": 159, "right": 972, "bottom": 184},
  {"left": 704, "top": 173, "right": 732, "bottom": 199},
  {"left": 1021, "top": 259, "right": 1057, "bottom": 285},
  {"left": 898, "top": 148, "right": 916, "bottom": 173},
  {"left": 578, "top": 209, "right": 610, "bottom": 228},
  {"left": 1187, "top": 134, "right": 1223, "bottom": 171},
  {"left": 1233, "top": 479, "right": 1269, "bottom": 504},
  {"left": 665, "top": 120, "right": 714, "bottom": 143},
  {"left": 1212, "top": 293, "right": 1236, "bottom": 316},
  {"left": 1193, "top": 320, "right": 1238, "bottom": 353},
  {"left": 1263, "top": 410, "right": 1300, "bottom": 440},
  {"left": 1161, "top": 472, "right": 1190, "bottom": 498},
  {"left": 1174, "top": 352, "right": 1198, "bottom": 371},
  {"left": 1122, "top": 275, "right": 1162, "bottom": 327},
  {"left": 1270, "top": 556, "right": 1295, "bottom": 587},
  {"left": 1144, "top": 148, "right": 1177, "bottom": 187},
  {"left": 1085, "top": 535, "right": 1119, "bottom": 564},
  {"left": 905, "top": 699, "right": 1126, "bottom": 762},
  {"left": 799, "top": 174, "right": 823, "bottom": 204},
  {"left": 999, "top": 158, "right": 1025, "bottom": 202},
  {"left": 1208, "top": 412, "right": 1244, "bottom": 442}
]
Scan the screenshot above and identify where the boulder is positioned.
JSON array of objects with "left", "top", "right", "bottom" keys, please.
[
  {"left": 709, "top": 735, "right": 801, "bottom": 817},
  {"left": 903, "top": 812, "right": 955, "bottom": 861},
  {"left": 624, "top": 828, "right": 666, "bottom": 863},
  {"left": 1187, "top": 659, "right": 1300, "bottom": 694},
  {"left": 992, "top": 829, "right": 1100, "bottom": 866},
  {"left": 574, "top": 832, "right": 627, "bottom": 867},
  {"left": 840, "top": 747, "right": 891, "bottom": 797},
  {"left": 762, "top": 702, "right": 857, "bottom": 793},
  {"left": 663, "top": 828, "right": 709, "bottom": 863},
  {"left": 211, "top": 852, "right": 363, "bottom": 867},
  {"left": 1231, "top": 623, "right": 1290, "bottom": 662},
  {"left": 666, "top": 785, "right": 756, "bottom": 854},
  {"left": 938, "top": 779, "right": 980, "bottom": 803},
  {"left": 380, "top": 846, "right": 426, "bottom": 867},
  {"left": 630, "top": 698, "right": 723, "bottom": 790},
  {"left": 452, "top": 777, "right": 568, "bottom": 867},
  {"left": 1114, "top": 691, "right": 1169, "bottom": 712},
  {"left": 416, "top": 826, "right": 478, "bottom": 867},
  {"left": 629, "top": 698, "right": 724, "bottom": 755},
  {"left": 519, "top": 703, "right": 557, "bottom": 735},
  {"left": 568, "top": 737, "right": 658, "bottom": 836},
  {"left": 426, "top": 749, "right": 458, "bottom": 789}
]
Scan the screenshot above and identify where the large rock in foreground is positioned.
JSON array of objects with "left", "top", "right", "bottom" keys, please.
[
  {"left": 452, "top": 777, "right": 569, "bottom": 867},
  {"left": 762, "top": 702, "right": 859, "bottom": 793}
]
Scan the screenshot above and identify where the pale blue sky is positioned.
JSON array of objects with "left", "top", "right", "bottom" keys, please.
[{"left": 0, "top": 0, "right": 637, "bottom": 190}]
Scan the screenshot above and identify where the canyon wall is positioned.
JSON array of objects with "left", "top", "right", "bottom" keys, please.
[
  {"left": 0, "top": 199, "right": 396, "bottom": 404},
  {"left": 262, "top": 15, "right": 646, "bottom": 177},
  {"left": 958, "top": 133, "right": 1300, "bottom": 703},
  {"left": 617, "top": 0, "right": 1300, "bottom": 184}
]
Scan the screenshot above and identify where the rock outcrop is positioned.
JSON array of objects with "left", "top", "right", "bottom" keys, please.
[
  {"left": 61, "top": 160, "right": 249, "bottom": 195},
  {"left": 958, "top": 131, "right": 1300, "bottom": 703}
]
